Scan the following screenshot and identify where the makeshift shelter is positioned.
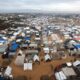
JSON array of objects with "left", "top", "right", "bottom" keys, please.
[
  {"left": 44, "top": 54, "right": 51, "bottom": 62},
  {"left": 20, "top": 42, "right": 28, "bottom": 48},
  {"left": 16, "top": 39, "right": 22, "bottom": 43},
  {"left": 10, "top": 42, "right": 19, "bottom": 52},
  {"left": 24, "top": 63, "right": 32, "bottom": 70},
  {"left": 15, "top": 54, "right": 25, "bottom": 66},
  {"left": 0, "top": 44, "right": 7, "bottom": 53},
  {"left": 55, "top": 71, "right": 67, "bottom": 80},
  {"left": 73, "top": 60, "right": 80, "bottom": 67},
  {"left": 35, "top": 37, "right": 41, "bottom": 41},
  {"left": 73, "top": 44, "right": 80, "bottom": 52},
  {"left": 29, "top": 43, "right": 38, "bottom": 48},
  {"left": 43, "top": 47, "right": 49, "bottom": 53},
  {"left": 35, "top": 37, "right": 41, "bottom": 44},
  {"left": 4, "top": 66, "right": 12, "bottom": 76},
  {"left": 33, "top": 55, "right": 40, "bottom": 62},
  {"left": 24, "top": 37, "right": 31, "bottom": 41},
  {"left": 0, "top": 38, "right": 7, "bottom": 44},
  {"left": 62, "top": 67, "right": 77, "bottom": 77},
  {"left": 18, "top": 49, "right": 23, "bottom": 55},
  {"left": 25, "top": 50, "right": 39, "bottom": 55},
  {"left": 66, "top": 62, "right": 72, "bottom": 67}
]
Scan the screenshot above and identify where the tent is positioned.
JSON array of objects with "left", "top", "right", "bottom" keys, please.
[
  {"left": 73, "top": 44, "right": 80, "bottom": 49},
  {"left": 55, "top": 72, "right": 61, "bottom": 80},
  {"left": 33, "top": 55, "right": 39, "bottom": 62},
  {"left": 73, "top": 60, "right": 80, "bottom": 67},
  {"left": 66, "top": 62, "right": 72, "bottom": 67},
  {"left": 24, "top": 37, "right": 30, "bottom": 41},
  {"left": 25, "top": 50, "right": 38, "bottom": 55},
  {"left": 16, "top": 39, "right": 22, "bottom": 43},
  {"left": 0, "top": 44, "right": 7, "bottom": 53},
  {"left": 10, "top": 42, "right": 19, "bottom": 52},
  {"left": 62, "top": 67, "right": 76, "bottom": 77},
  {"left": 43, "top": 47, "right": 49, "bottom": 53},
  {"left": 24, "top": 63, "right": 32, "bottom": 70},
  {"left": 44, "top": 54, "right": 51, "bottom": 62},
  {"left": 29, "top": 43, "right": 37, "bottom": 48},
  {"left": 20, "top": 43, "right": 28, "bottom": 48},
  {"left": 4, "top": 66, "right": 12, "bottom": 76},
  {"left": 0, "top": 38, "right": 7, "bottom": 45},
  {"left": 15, "top": 54, "right": 25, "bottom": 66},
  {"left": 35, "top": 37, "right": 41, "bottom": 41},
  {"left": 55, "top": 71, "right": 67, "bottom": 80},
  {"left": 18, "top": 49, "right": 23, "bottom": 55}
]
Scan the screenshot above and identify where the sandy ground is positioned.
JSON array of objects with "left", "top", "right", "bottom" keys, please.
[{"left": 0, "top": 54, "right": 80, "bottom": 80}]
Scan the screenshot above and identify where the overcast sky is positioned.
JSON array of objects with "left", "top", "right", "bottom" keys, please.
[{"left": 0, "top": 0, "right": 80, "bottom": 13}]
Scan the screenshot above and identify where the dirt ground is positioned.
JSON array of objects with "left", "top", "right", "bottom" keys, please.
[{"left": 0, "top": 55, "right": 79, "bottom": 80}]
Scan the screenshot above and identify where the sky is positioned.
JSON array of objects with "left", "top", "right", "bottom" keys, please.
[{"left": 0, "top": 0, "right": 80, "bottom": 13}]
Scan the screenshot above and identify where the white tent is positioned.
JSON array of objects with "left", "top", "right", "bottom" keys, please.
[
  {"left": 0, "top": 44, "right": 7, "bottom": 53},
  {"left": 55, "top": 72, "right": 61, "bottom": 80},
  {"left": 59, "top": 71, "right": 67, "bottom": 80},
  {"left": 18, "top": 49, "right": 23, "bottom": 55},
  {"left": 4, "top": 66, "right": 12, "bottom": 76},
  {"left": 55, "top": 71, "right": 67, "bottom": 80},
  {"left": 15, "top": 54, "right": 25, "bottom": 66},
  {"left": 35, "top": 37, "right": 41, "bottom": 41},
  {"left": 24, "top": 63, "right": 32, "bottom": 70},
  {"left": 16, "top": 39, "right": 22, "bottom": 43},
  {"left": 62, "top": 67, "right": 76, "bottom": 77},
  {"left": 33, "top": 55, "right": 39, "bottom": 62},
  {"left": 25, "top": 50, "right": 38, "bottom": 54},
  {"left": 66, "top": 62, "right": 72, "bottom": 67},
  {"left": 29, "top": 43, "right": 37, "bottom": 48},
  {"left": 21, "top": 32, "right": 25, "bottom": 37},
  {"left": 73, "top": 60, "right": 80, "bottom": 67},
  {"left": 43, "top": 47, "right": 49, "bottom": 53},
  {"left": 44, "top": 54, "right": 51, "bottom": 61}
]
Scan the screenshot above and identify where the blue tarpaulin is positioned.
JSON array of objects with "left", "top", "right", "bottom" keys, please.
[
  {"left": 0, "top": 38, "right": 6, "bottom": 43},
  {"left": 24, "top": 37, "right": 30, "bottom": 40},
  {"left": 74, "top": 44, "right": 80, "bottom": 49},
  {"left": 10, "top": 42, "right": 19, "bottom": 52},
  {"left": 0, "top": 77, "right": 5, "bottom": 80}
]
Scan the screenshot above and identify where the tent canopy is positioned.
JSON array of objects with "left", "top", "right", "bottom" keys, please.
[
  {"left": 74, "top": 44, "right": 80, "bottom": 49},
  {"left": 24, "top": 37, "right": 30, "bottom": 41},
  {"left": 33, "top": 55, "right": 39, "bottom": 62},
  {"left": 73, "top": 60, "right": 80, "bottom": 67},
  {"left": 10, "top": 42, "right": 19, "bottom": 52},
  {"left": 44, "top": 54, "right": 51, "bottom": 61}
]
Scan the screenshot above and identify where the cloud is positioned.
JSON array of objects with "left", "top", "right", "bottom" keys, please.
[{"left": 0, "top": 0, "right": 80, "bottom": 12}]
